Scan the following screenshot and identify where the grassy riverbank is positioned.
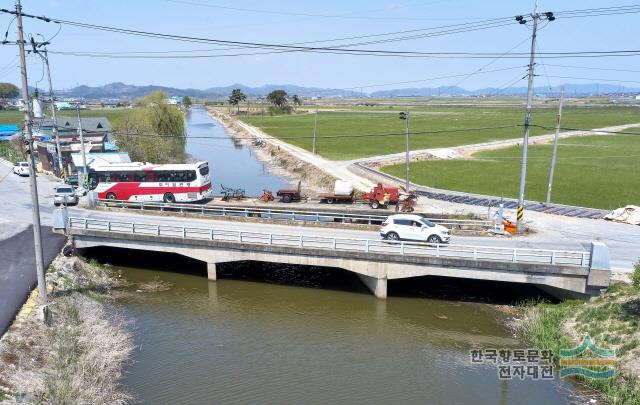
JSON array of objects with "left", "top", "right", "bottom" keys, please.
[
  {"left": 517, "top": 264, "right": 640, "bottom": 404},
  {"left": 0, "top": 255, "right": 133, "bottom": 404},
  {"left": 381, "top": 134, "right": 640, "bottom": 210},
  {"left": 239, "top": 106, "right": 640, "bottom": 160}
]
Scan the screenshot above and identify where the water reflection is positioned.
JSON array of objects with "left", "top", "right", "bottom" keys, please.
[{"left": 83, "top": 248, "right": 577, "bottom": 404}]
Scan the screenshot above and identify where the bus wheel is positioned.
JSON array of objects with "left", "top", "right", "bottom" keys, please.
[
  {"left": 163, "top": 193, "right": 176, "bottom": 203},
  {"left": 106, "top": 192, "right": 117, "bottom": 200}
]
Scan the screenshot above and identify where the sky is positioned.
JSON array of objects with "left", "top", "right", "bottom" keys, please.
[{"left": 0, "top": 0, "right": 639, "bottom": 92}]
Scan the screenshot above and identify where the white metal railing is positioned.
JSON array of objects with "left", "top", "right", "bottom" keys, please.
[
  {"left": 95, "top": 199, "right": 494, "bottom": 230},
  {"left": 68, "top": 217, "right": 590, "bottom": 267}
]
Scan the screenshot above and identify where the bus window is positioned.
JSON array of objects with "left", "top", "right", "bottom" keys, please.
[
  {"left": 134, "top": 172, "right": 146, "bottom": 182},
  {"left": 199, "top": 165, "right": 209, "bottom": 176},
  {"left": 118, "top": 172, "right": 130, "bottom": 182}
]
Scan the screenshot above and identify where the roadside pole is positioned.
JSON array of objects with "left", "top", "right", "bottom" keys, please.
[
  {"left": 399, "top": 111, "right": 410, "bottom": 192},
  {"left": 515, "top": 2, "right": 555, "bottom": 233},
  {"left": 546, "top": 87, "right": 564, "bottom": 204},
  {"left": 312, "top": 108, "right": 318, "bottom": 155},
  {"left": 15, "top": 0, "right": 47, "bottom": 306},
  {"left": 42, "top": 48, "right": 63, "bottom": 177},
  {"left": 75, "top": 104, "right": 87, "bottom": 188}
]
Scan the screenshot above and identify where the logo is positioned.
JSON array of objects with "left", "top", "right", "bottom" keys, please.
[{"left": 559, "top": 335, "right": 616, "bottom": 379}]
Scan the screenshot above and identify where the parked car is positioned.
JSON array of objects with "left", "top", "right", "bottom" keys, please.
[
  {"left": 54, "top": 185, "right": 79, "bottom": 206},
  {"left": 13, "top": 161, "right": 29, "bottom": 176},
  {"left": 380, "top": 214, "right": 451, "bottom": 243}
]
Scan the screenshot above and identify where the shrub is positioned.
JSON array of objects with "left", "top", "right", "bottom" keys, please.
[{"left": 632, "top": 260, "right": 640, "bottom": 289}]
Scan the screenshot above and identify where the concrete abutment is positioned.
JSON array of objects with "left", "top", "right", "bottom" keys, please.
[{"left": 357, "top": 274, "right": 387, "bottom": 299}]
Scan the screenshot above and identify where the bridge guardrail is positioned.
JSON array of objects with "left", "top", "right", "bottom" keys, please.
[
  {"left": 95, "top": 199, "right": 495, "bottom": 230},
  {"left": 68, "top": 217, "right": 590, "bottom": 267}
]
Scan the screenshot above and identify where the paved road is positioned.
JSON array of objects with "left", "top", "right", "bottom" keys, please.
[
  {"left": 0, "top": 226, "right": 65, "bottom": 335},
  {"left": 0, "top": 160, "right": 67, "bottom": 335}
]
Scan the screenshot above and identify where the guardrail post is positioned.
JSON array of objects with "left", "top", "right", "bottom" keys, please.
[
  {"left": 222, "top": 207, "right": 226, "bottom": 217},
  {"left": 512, "top": 249, "right": 517, "bottom": 263},
  {"left": 551, "top": 251, "right": 556, "bottom": 265},
  {"left": 267, "top": 209, "right": 272, "bottom": 219},
  {"left": 209, "top": 228, "right": 213, "bottom": 240},
  {"left": 368, "top": 216, "right": 372, "bottom": 225},
  {"left": 156, "top": 225, "right": 160, "bottom": 236},
  {"left": 401, "top": 241, "right": 405, "bottom": 255},
  {"left": 131, "top": 223, "right": 135, "bottom": 234},
  {"left": 182, "top": 227, "right": 186, "bottom": 238},
  {"left": 332, "top": 238, "right": 336, "bottom": 249},
  {"left": 268, "top": 233, "right": 273, "bottom": 245},
  {"left": 365, "top": 239, "right": 369, "bottom": 252},
  {"left": 83, "top": 218, "right": 88, "bottom": 229},
  {"left": 582, "top": 252, "right": 589, "bottom": 267},
  {"left": 201, "top": 205, "right": 205, "bottom": 215},
  {"left": 108, "top": 221, "right": 111, "bottom": 232},
  {"left": 436, "top": 244, "right": 440, "bottom": 257},
  {"left": 244, "top": 208, "right": 248, "bottom": 218},
  {"left": 141, "top": 201, "right": 144, "bottom": 211},
  {"left": 239, "top": 232, "right": 243, "bottom": 242},
  {"left": 473, "top": 247, "right": 477, "bottom": 260},
  {"left": 316, "top": 213, "right": 320, "bottom": 222},
  {"left": 299, "top": 235, "right": 303, "bottom": 247}
]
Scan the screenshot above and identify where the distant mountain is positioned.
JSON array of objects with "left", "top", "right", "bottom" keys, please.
[
  {"left": 369, "top": 83, "right": 640, "bottom": 97},
  {"left": 56, "top": 82, "right": 640, "bottom": 100}
]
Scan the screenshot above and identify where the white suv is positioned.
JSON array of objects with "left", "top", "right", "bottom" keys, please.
[
  {"left": 13, "top": 161, "right": 30, "bottom": 176},
  {"left": 380, "top": 214, "right": 451, "bottom": 244}
]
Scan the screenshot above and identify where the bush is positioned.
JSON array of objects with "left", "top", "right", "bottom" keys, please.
[
  {"left": 632, "top": 260, "right": 640, "bottom": 289},
  {"left": 268, "top": 105, "right": 293, "bottom": 115}
]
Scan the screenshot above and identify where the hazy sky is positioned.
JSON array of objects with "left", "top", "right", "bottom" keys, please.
[{"left": 0, "top": 0, "right": 639, "bottom": 91}]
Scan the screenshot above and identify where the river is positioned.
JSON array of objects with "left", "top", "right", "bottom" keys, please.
[
  {"left": 97, "top": 109, "right": 579, "bottom": 404},
  {"left": 184, "top": 107, "right": 288, "bottom": 196}
]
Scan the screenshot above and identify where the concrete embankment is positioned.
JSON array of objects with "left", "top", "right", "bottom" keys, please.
[{"left": 0, "top": 254, "right": 133, "bottom": 404}]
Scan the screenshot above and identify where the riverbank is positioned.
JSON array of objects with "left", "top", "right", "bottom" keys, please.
[
  {"left": 0, "top": 254, "right": 133, "bottom": 404},
  {"left": 206, "top": 108, "right": 335, "bottom": 194},
  {"left": 515, "top": 264, "right": 640, "bottom": 404}
]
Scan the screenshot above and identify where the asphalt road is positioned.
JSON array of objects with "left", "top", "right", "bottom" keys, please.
[
  {"left": 0, "top": 225, "right": 65, "bottom": 335},
  {"left": 0, "top": 160, "right": 67, "bottom": 335}
]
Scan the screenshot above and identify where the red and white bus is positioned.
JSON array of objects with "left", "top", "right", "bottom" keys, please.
[{"left": 88, "top": 161, "right": 212, "bottom": 203}]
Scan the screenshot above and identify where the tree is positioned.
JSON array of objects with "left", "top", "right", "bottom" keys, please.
[
  {"left": 267, "top": 90, "right": 288, "bottom": 108},
  {"left": 114, "top": 91, "right": 186, "bottom": 163},
  {"left": 228, "top": 89, "right": 246, "bottom": 113},
  {"left": 182, "top": 95, "right": 192, "bottom": 108},
  {"left": 291, "top": 94, "right": 302, "bottom": 111},
  {"left": 0, "top": 82, "right": 19, "bottom": 101}
]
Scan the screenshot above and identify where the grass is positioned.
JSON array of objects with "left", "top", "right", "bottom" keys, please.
[
  {"left": 239, "top": 105, "right": 640, "bottom": 160},
  {"left": 518, "top": 283, "right": 640, "bottom": 404},
  {"left": 0, "top": 108, "right": 130, "bottom": 127},
  {"left": 382, "top": 134, "right": 640, "bottom": 210}
]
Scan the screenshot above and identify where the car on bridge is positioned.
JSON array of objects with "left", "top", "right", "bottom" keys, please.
[{"left": 380, "top": 214, "right": 450, "bottom": 244}]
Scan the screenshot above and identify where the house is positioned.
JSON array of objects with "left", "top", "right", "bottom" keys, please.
[{"left": 32, "top": 117, "right": 117, "bottom": 175}]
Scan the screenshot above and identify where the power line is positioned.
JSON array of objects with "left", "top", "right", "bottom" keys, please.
[{"left": 5, "top": 8, "right": 640, "bottom": 59}]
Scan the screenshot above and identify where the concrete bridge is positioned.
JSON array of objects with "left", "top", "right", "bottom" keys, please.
[{"left": 67, "top": 217, "right": 612, "bottom": 299}]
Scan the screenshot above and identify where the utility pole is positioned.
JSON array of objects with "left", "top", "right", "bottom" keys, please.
[
  {"left": 546, "top": 87, "right": 564, "bottom": 204},
  {"left": 42, "top": 48, "right": 63, "bottom": 177},
  {"left": 399, "top": 111, "right": 410, "bottom": 192},
  {"left": 514, "top": 3, "right": 555, "bottom": 232},
  {"left": 15, "top": 0, "right": 47, "bottom": 306},
  {"left": 312, "top": 108, "right": 318, "bottom": 155},
  {"left": 75, "top": 103, "right": 87, "bottom": 188}
]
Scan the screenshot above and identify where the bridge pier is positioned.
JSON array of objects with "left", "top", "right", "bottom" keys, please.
[
  {"left": 357, "top": 274, "right": 387, "bottom": 299},
  {"left": 207, "top": 263, "right": 217, "bottom": 281}
]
